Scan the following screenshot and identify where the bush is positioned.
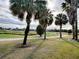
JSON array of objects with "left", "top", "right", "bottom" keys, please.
[
  {"left": 36, "top": 25, "right": 44, "bottom": 36},
  {"left": 68, "top": 30, "right": 72, "bottom": 34}
]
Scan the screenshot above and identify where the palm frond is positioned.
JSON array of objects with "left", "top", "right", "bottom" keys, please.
[
  {"left": 18, "top": 12, "right": 24, "bottom": 21},
  {"left": 55, "top": 13, "right": 68, "bottom": 25},
  {"left": 65, "top": 0, "right": 71, "bottom": 4}
]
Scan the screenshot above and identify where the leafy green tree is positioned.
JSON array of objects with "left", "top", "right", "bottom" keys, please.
[
  {"left": 68, "top": 29, "right": 72, "bottom": 35},
  {"left": 10, "top": 0, "right": 47, "bottom": 45},
  {"left": 55, "top": 13, "right": 68, "bottom": 38},
  {"left": 36, "top": 25, "right": 44, "bottom": 37}
]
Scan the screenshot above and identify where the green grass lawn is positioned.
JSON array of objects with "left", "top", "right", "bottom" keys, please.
[
  {"left": 46, "top": 32, "right": 59, "bottom": 36},
  {"left": 0, "top": 30, "right": 79, "bottom": 59},
  {"left": 0, "top": 30, "right": 60, "bottom": 39},
  {"left": 0, "top": 34, "right": 24, "bottom": 38},
  {"left": 0, "top": 30, "right": 24, "bottom": 38},
  {"left": 0, "top": 30, "right": 24, "bottom": 34},
  {"left": 0, "top": 36, "right": 79, "bottom": 59}
]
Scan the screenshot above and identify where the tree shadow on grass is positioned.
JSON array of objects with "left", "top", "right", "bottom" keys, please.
[
  {"left": 26, "top": 40, "right": 45, "bottom": 59},
  {"left": 0, "top": 39, "right": 45, "bottom": 59},
  {"left": 62, "top": 38, "right": 79, "bottom": 49},
  {"left": 0, "top": 46, "right": 17, "bottom": 59},
  {"left": 0, "top": 42, "right": 27, "bottom": 59}
]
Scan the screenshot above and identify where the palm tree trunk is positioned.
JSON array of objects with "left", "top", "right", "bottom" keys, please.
[
  {"left": 23, "top": 23, "right": 30, "bottom": 45},
  {"left": 40, "top": 35, "right": 42, "bottom": 37},
  {"left": 75, "top": 18, "right": 78, "bottom": 40},
  {"left": 71, "top": 0, "right": 78, "bottom": 40},
  {"left": 75, "top": 2, "right": 78, "bottom": 40},
  {"left": 72, "top": 24, "right": 75, "bottom": 39},
  {"left": 60, "top": 25, "right": 62, "bottom": 38},
  {"left": 74, "top": 15, "right": 78, "bottom": 40},
  {"left": 44, "top": 28, "right": 46, "bottom": 40}
]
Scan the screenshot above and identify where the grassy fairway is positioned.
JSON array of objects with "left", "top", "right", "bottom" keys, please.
[
  {"left": 0, "top": 37, "right": 79, "bottom": 59},
  {"left": 0, "top": 30, "right": 24, "bottom": 38},
  {"left": 0, "top": 30, "right": 60, "bottom": 39},
  {"left": 0, "top": 34, "right": 24, "bottom": 38}
]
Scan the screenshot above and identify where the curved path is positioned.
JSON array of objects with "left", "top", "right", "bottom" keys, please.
[{"left": 0, "top": 35, "right": 69, "bottom": 41}]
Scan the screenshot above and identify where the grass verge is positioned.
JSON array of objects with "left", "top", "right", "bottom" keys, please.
[{"left": 0, "top": 37, "right": 79, "bottom": 59}]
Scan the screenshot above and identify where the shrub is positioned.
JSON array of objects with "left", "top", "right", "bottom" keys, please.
[
  {"left": 68, "top": 30, "right": 72, "bottom": 34},
  {"left": 36, "top": 25, "right": 44, "bottom": 37}
]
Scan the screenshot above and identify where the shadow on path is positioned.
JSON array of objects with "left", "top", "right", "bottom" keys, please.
[
  {"left": 0, "top": 43, "right": 23, "bottom": 59},
  {"left": 0, "top": 46, "right": 17, "bottom": 59},
  {"left": 26, "top": 40, "right": 45, "bottom": 59}
]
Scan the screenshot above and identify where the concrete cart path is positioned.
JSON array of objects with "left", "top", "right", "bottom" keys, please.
[{"left": 0, "top": 35, "right": 69, "bottom": 41}]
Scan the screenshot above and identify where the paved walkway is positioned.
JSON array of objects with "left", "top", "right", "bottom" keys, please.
[
  {"left": 0, "top": 38, "right": 23, "bottom": 41},
  {"left": 0, "top": 35, "right": 69, "bottom": 41}
]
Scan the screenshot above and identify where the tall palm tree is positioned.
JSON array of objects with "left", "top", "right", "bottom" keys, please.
[
  {"left": 34, "top": 1, "right": 53, "bottom": 40},
  {"left": 55, "top": 13, "right": 68, "bottom": 38},
  {"left": 62, "top": 1, "right": 75, "bottom": 39},
  {"left": 72, "top": 0, "right": 78, "bottom": 40},
  {"left": 62, "top": 0, "right": 78, "bottom": 40},
  {"left": 10, "top": 0, "right": 47, "bottom": 45},
  {"left": 78, "top": 0, "right": 79, "bottom": 7},
  {"left": 38, "top": 9, "right": 53, "bottom": 40},
  {"left": 41, "top": 14, "right": 53, "bottom": 40}
]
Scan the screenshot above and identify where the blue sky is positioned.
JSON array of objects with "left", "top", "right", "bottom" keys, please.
[{"left": 0, "top": 0, "right": 78, "bottom": 30}]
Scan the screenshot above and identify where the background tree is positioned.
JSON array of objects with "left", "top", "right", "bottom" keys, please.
[
  {"left": 55, "top": 13, "right": 68, "bottom": 38},
  {"left": 10, "top": 0, "right": 47, "bottom": 45},
  {"left": 36, "top": 25, "right": 44, "bottom": 37}
]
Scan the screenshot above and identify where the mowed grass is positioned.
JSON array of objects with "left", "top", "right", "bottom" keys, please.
[
  {"left": 0, "top": 34, "right": 24, "bottom": 38},
  {"left": 0, "top": 30, "right": 60, "bottom": 39},
  {"left": 0, "top": 30, "right": 36, "bottom": 38},
  {"left": 0, "top": 30, "right": 24, "bottom": 38},
  {"left": 0, "top": 36, "right": 79, "bottom": 59}
]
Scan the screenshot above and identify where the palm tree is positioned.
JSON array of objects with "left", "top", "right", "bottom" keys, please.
[
  {"left": 39, "top": 10, "right": 53, "bottom": 40},
  {"left": 62, "top": 1, "right": 75, "bottom": 39},
  {"left": 78, "top": 0, "right": 79, "bottom": 7},
  {"left": 10, "top": 0, "right": 47, "bottom": 45},
  {"left": 72, "top": 0, "right": 78, "bottom": 40},
  {"left": 55, "top": 13, "right": 68, "bottom": 38},
  {"left": 62, "top": 0, "right": 78, "bottom": 40},
  {"left": 34, "top": 1, "right": 53, "bottom": 40}
]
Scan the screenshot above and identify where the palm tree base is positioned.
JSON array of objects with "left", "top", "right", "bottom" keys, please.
[
  {"left": 76, "top": 39, "right": 79, "bottom": 42},
  {"left": 43, "top": 38, "right": 48, "bottom": 40},
  {"left": 71, "top": 38, "right": 79, "bottom": 42},
  {"left": 72, "top": 38, "right": 74, "bottom": 40},
  {"left": 16, "top": 42, "right": 31, "bottom": 48}
]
